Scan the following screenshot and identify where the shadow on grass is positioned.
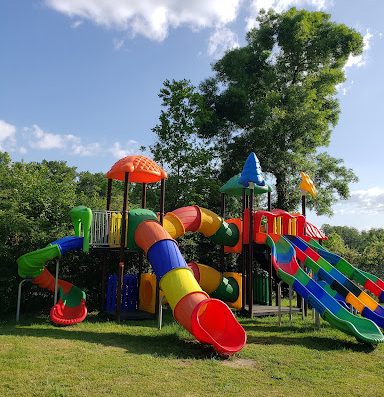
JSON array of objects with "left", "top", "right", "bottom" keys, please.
[
  {"left": 0, "top": 313, "right": 221, "bottom": 360},
  {"left": 245, "top": 333, "right": 376, "bottom": 352},
  {"left": 240, "top": 319, "right": 377, "bottom": 352}
]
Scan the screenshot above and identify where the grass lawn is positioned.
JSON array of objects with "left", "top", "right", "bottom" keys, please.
[{"left": 0, "top": 309, "right": 383, "bottom": 397}]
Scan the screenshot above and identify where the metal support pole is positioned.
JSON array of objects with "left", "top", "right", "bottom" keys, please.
[
  {"left": 301, "top": 194, "right": 306, "bottom": 217},
  {"left": 289, "top": 285, "right": 293, "bottom": 323},
  {"left": 159, "top": 179, "right": 165, "bottom": 225},
  {"left": 54, "top": 259, "right": 59, "bottom": 305},
  {"left": 157, "top": 288, "right": 163, "bottom": 330},
  {"left": 138, "top": 182, "right": 147, "bottom": 310},
  {"left": 16, "top": 279, "right": 32, "bottom": 322},
  {"left": 315, "top": 310, "right": 321, "bottom": 329},
  {"left": 241, "top": 188, "right": 247, "bottom": 312},
  {"left": 268, "top": 251, "right": 273, "bottom": 306},
  {"left": 220, "top": 193, "right": 226, "bottom": 272},
  {"left": 267, "top": 191, "right": 272, "bottom": 211},
  {"left": 141, "top": 183, "right": 147, "bottom": 209},
  {"left": 248, "top": 183, "right": 254, "bottom": 317},
  {"left": 106, "top": 178, "right": 113, "bottom": 211},
  {"left": 117, "top": 171, "right": 129, "bottom": 322},
  {"left": 277, "top": 281, "right": 282, "bottom": 326},
  {"left": 301, "top": 194, "right": 306, "bottom": 235}
]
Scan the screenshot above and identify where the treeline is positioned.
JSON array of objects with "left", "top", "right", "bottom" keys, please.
[
  {"left": 322, "top": 225, "right": 384, "bottom": 280},
  {"left": 0, "top": 152, "right": 230, "bottom": 316}
]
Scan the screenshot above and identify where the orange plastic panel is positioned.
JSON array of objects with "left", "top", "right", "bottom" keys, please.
[
  {"left": 134, "top": 220, "right": 174, "bottom": 254},
  {"left": 173, "top": 291, "right": 209, "bottom": 333},
  {"left": 106, "top": 155, "right": 167, "bottom": 183}
]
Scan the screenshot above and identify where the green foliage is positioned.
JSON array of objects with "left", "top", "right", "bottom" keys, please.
[
  {"left": 0, "top": 152, "right": 142, "bottom": 315},
  {"left": 199, "top": 8, "right": 362, "bottom": 214},
  {"left": 322, "top": 225, "right": 384, "bottom": 279},
  {"left": 149, "top": 79, "right": 221, "bottom": 212}
]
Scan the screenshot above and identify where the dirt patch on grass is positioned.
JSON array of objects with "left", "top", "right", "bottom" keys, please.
[{"left": 222, "top": 358, "right": 256, "bottom": 368}]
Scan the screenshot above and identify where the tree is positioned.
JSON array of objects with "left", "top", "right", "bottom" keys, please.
[
  {"left": 149, "top": 79, "right": 221, "bottom": 211},
  {"left": 200, "top": 8, "right": 362, "bottom": 214}
]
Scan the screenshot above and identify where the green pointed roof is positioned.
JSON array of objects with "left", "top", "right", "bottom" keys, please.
[{"left": 220, "top": 174, "right": 272, "bottom": 197}]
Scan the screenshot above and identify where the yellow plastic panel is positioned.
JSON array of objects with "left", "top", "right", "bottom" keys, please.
[
  {"left": 198, "top": 208, "right": 223, "bottom": 237},
  {"left": 224, "top": 272, "right": 242, "bottom": 310},
  {"left": 163, "top": 212, "right": 185, "bottom": 239},
  {"left": 345, "top": 293, "right": 365, "bottom": 313},
  {"left": 196, "top": 263, "right": 222, "bottom": 294},
  {"left": 358, "top": 291, "right": 379, "bottom": 311},
  {"left": 159, "top": 268, "right": 202, "bottom": 310},
  {"left": 139, "top": 273, "right": 156, "bottom": 314}
]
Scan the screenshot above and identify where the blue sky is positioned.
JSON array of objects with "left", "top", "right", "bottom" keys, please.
[{"left": 1, "top": 0, "right": 384, "bottom": 230}]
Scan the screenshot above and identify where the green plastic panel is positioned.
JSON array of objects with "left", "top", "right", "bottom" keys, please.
[
  {"left": 127, "top": 208, "right": 158, "bottom": 250},
  {"left": 210, "top": 221, "right": 239, "bottom": 247},
  {"left": 17, "top": 244, "right": 61, "bottom": 278}
]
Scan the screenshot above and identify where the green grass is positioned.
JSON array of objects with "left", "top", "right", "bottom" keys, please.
[{"left": 0, "top": 310, "right": 383, "bottom": 397}]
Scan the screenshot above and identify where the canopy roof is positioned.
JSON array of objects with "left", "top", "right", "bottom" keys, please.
[
  {"left": 220, "top": 174, "right": 272, "bottom": 197},
  {"left": 106, "top": 155, "right": 167, "bottom": 183}
]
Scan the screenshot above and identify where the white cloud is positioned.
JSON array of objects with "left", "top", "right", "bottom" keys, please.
[
  {"left": 0, "top": 119, "right": 18, "bottom": 152},
  {"left": 70, "top": 20, "right": 83, "bottom": 29},
  {"left": 208, "top": 27, "right": 240, "bottom": 58},
  {"left": 72, "top": 142, "right": 101, "bottom": 156},
  {"left": 45, "top": 0, "right": 241, "bottom": 41},
  {"left": 334, "top": 187, "right": 384, "bottom": 215},
  {"left": 109, "top": 140, "right": 139, "bottom": 159},
  {"left": 24, "top": 124, "right": 101, "bottom": 156},
  {"left": 344, "top": 29, "right": 373, "bottom": 69},
  {"left": 247, "top": 0, "right": 332, "bottom": 29},
  {"left": 27, "top": 124, "right": 79, "bottom": 150},
  {"left": 0, "top": 120, "right": 16, "bottom": 146},
  {"left": 113, "top": 37, "right": 126, "bottom": 51}
]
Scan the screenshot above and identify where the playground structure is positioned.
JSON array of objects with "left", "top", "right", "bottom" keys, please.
[{"left": 16, "top": 153, "right": 384, "bottom": 354}]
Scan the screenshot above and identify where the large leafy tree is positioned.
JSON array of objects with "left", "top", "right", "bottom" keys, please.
[
  {"left": 200, "top": 8, "right": 362, "bottom": 214},
  {"left": 149, "top": 79, "right": 220, "bottom": 212}
]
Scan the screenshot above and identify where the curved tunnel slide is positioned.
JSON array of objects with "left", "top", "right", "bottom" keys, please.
[
  {"left": 256, "top": 232, "right": 384, "bottom": 344},
  {"left": 303, "top": 237, "right": 384, "bottom": 303},
  {"left": 16, "top": 206, "right": 92, "bottom": 325},
  {"left": 17, "top": 236, "right": 87, "bottom": 325},
  {"left": 134, "top": 218, "right": 246, "bottom": 355},
  {"left": 286, "top": 236, "right": 384, "bottom": 329}
]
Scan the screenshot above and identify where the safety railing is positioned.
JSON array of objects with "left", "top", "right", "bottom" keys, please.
[{"left": 90, "top": 210, "right": 127, "bottom": 248}]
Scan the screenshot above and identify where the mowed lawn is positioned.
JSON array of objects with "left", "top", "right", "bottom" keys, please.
[{"left": 0, "top": 310, "right": 383, "bottom": 397}]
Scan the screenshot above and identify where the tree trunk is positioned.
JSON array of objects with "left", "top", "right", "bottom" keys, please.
[{"left": 275, "top": 174, "right": 290, "bottom": 211}]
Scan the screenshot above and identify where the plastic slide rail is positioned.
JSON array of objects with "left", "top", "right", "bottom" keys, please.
[
  {"left": 303, "top": 237, "right": 384, "bottom": 302},
  {"left": 286, "top": 235, "right": 384, "bottom": 329},
  {"left": 255, "top": 232, "right": 384, "bottom": 344}
]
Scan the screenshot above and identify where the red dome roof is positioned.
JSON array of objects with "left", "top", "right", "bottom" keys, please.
[{"left": 106, "top": 155, "right": 167, "bottom": 183}]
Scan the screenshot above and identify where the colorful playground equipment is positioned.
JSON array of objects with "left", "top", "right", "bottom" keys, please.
[{"left": 16, "top": 153, "right": 384, "bottom": 354}]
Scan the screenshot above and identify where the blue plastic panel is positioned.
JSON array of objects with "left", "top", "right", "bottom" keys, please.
[
  {"left": 147, "top": 239, "right": 187, "bottom": 280},
  {"left": 105, "top": 274, "right": 117, "bottom": 312},
  {"left": 293, "top": 280, "right": 310, "bottom": 300},
  {"left": 51, "top": 236, "right": 84, "bottom": 255},
  {"left": 362, "top": 307, "right": 384, "bottom": 328},
  {"left": 287, "top": 236, "right": 308, "bottom": 252},
  {"left": 122, "top": 274, "right": 138, "bottom": 312}
]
